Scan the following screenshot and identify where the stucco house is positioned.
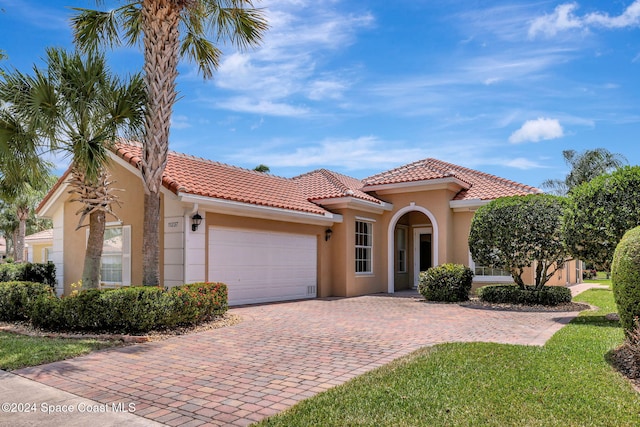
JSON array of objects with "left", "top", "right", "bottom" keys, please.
[
  {"left": 25, "top": 229, "right": 53, "bottom": 263},
  {"left": 37, "top": 141, "right": 581, "bottom": 305}
]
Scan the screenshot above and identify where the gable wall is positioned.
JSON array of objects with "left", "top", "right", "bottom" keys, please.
[{"left": 61, "top": 159, "right": 146, "bottom": 294}]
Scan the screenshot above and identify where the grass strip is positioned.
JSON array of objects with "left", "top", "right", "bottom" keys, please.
[{"left": 0, "top": 331, "right": 122, "bottom": 371}]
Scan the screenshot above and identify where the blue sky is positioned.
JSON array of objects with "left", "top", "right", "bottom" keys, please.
[{"left": 1, "top": 0, "right": 639, "bottom": 189}]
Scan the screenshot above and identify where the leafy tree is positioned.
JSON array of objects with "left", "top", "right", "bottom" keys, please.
[
  {"left": 469, "top": 194, "right": 569, "bottom": 289},
  {"left": 253, "top": 164, "right": 270, "bottom": 173},
  {"left": 0, "top": 200, "right": 19, "bottom": 258},
  {"left": 0, "top": 71, "right": 52, "bottom": 262},
  {"left": 563, "top": 166, "right": 640, "bottom": 271},
  {"left": 0, "top": 48, "right": 145, "bottom": 288},
  {"left": 72, "top": 0, "right": 268, "bottom": 286},
  {"left": 542, "top": 148, "right": 627, "bottom": 196}
]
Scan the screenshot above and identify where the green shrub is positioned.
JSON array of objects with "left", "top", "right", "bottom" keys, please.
[
  {"left": 0, "top": 262, "right": 56, "bottom": 287},
  {"left": 166, "top": 282, "right": 228, "bottom": 326},
  {"left": 419, "top": 264, "right": 473, "bottom": 302},
  {"left": 30, "top": 282, "right": 228, "bottom": 334},
  {"left": 611, "top": 226, "right": 640, "bottom": 334},
  {"left": 478, "top": 284, "right": 572, "bottom": 306},
  {"left": 100, "top": 286, "right": 168, "bottom": 332},
  {"left": 0, "top": 281, "right": 55, "bottom": 321}
]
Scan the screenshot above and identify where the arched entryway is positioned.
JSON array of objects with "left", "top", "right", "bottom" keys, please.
[{"left": 387, "top": 205, "right": 439, "bottom": 293}]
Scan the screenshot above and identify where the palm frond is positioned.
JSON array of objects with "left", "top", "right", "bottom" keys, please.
[{"left": 71, "top": 7, "right": 125, "bottom": 53}]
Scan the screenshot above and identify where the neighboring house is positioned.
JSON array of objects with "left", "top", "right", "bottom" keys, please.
[
  {"left": 37, "top": 141, "right": 582, "bottom": 304},
  {"left": 0, "top": 236, "right": 6, "bottom": 262},
  {"left": 24, "top": 229, "right": 54, "bottom": 263}
]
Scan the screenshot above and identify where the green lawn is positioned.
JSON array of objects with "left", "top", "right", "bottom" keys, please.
[
  {"left": 0, "top": 332, "right": 122, "bottom": 371},
  {"left": 258, "top": 288, "right": 639, "bottom": 427}
]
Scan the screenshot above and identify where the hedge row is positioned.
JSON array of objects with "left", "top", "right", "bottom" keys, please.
[
  {"left": 0, "top": 263, "right": 56, "bottom": 287},
  {"left": 477, "top": 284, "right": 572, "bottom": 306},
  {"left": 0, "top": 281, "right": 54, "bottom": 321},
  {"left": 1, "top": 281, "right": 228, "bottom": 334}
]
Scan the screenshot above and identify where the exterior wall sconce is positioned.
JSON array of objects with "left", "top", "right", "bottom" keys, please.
[
  {"left": 325, "top": 228, "right": 333, "bottom": 241},
  {"left": 191, "top": 212, "right": 203, "bottom": 231}
]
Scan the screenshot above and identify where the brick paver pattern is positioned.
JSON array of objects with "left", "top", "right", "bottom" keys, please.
[{"left": 15, "top": 290, "right": 592, "bottom": 426}]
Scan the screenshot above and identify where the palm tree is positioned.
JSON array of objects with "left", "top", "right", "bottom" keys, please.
[
  {"left": 0, "top": 48, "right": 146, "bottom": 288},
  {"left": 72, "top": 0, "right": 268, "bottom": 286},
  {"left": 0, "top": 87, "right": 51, "bottom": 262},
  {"left": 542, "top": 148, "right": 627, "bottom": 196},
  {"left": 0, "top": 175, "right": 55, "bottom": 262}
]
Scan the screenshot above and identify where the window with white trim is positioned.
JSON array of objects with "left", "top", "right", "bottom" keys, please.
[
  {"left": 396, "top": 227, "right": 407, "bottom": 273},
  {"left": 88, "top": 225, "right": 131, "bottom": 288},
  {"left": 355, "top": 220, "right": 372, "bottom": 273},
  {"left": 474, "top": 265, "right": 511, "bottom": 277},
  {"left": 469, "top": 253, "right": 511, "bottom": 280}
]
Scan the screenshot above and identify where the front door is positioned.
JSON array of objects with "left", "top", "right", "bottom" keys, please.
[{"left": 413, "top": 227, "right": 433, "bottom": 288}]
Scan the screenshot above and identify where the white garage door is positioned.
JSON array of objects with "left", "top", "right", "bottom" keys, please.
[{"left": 208, "top": 227, "right": 318, "bottom": 306}]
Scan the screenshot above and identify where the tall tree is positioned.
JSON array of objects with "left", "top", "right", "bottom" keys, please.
[
  {"left": 72, "top": 1, "right": 268, "bottom": 286},
  {"left": 563, "top": 166, "right": 640, "bottom": 272},
  {"left": 542, "top": 148, "right": 627, "bottom": 195},
  {"left": 0, "top": 73, "right": 51, "bottom": 262},
  {"left": 0, "top": 200, "right": 19, "bottom": 259},
  {"left": 0, "top": 48, "right": 145, "bottom": 287},
  {"left": 469, "top": 194, "right": 569, "bottom": 289}
]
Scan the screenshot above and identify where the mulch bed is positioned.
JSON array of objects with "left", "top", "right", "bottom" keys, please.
[
  {"left": 458, "top": 298, "right": 592, "bottom": 312},
  {"left": 610, "top": 343, "right": 640, "bottom": 392},
  {"left": 0, "top": 312, "right": 242, "bottom": 343}
]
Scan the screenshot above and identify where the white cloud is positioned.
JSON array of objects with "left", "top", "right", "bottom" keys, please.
[
  {"left": 509, "top": 118, "right": 564, "bottom": 143},
  {"left": 529, "top": 1, "right": 640, "bottom": 38},
  {"left": 230, "top": 136, "right": 427, "bottom": 171},
  {"left": 205, "top": 1, "right": 374, "bottom": 115},
  {"left": 528, "top": 3, "right": 583, "bottom": 38},
  {"left": 216, "top": 97, "right": 310, "bottom": 117},
  {"left": 503, "top": 157, "right": 545, "bottom": 170},
  {"left": 585, "top": 1, "right": 640, "bottom": 28},
  {"left": 170, "top": 115, "right": 191, "bottom": 130},
  {"left": 307, "top": 79, "right": 348, "bottom": 101}
]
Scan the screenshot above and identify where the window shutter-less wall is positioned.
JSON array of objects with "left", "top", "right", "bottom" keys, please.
[{"left": 122, "top": 225, "right": 131, "bottom": 286}]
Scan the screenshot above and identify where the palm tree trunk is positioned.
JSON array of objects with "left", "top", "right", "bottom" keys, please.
[
  {"left": 82, "top": 210, "right": 106, "bottom": 289},
  {"left": 140, "top": 0, "right": 181, "bottom": 287},
  {"left": 15, "top": 208, "right": 28, "bottom": 263},
  {"left": 11, "top": 229, "right": 18, "bottom": 260}
]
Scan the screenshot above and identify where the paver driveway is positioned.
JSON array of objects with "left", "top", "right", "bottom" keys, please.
[{"left": 14, "top": 291, "right": 587, "bottom": 426}]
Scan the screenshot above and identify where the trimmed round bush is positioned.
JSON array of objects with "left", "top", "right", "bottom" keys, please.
[
  {"left": 419, "top": 264, "right": 473, "bottom": 302},
  {"left": 478, "top": 284, "right": 572, "bottom": 306},
  {"left": 0, "top": 281, "right": 55, "bottom": 321},
  {"left": 611, "top": 226, "right": 640, "bottom": 334}
]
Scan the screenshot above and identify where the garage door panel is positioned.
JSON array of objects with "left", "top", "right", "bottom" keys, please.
[{"left": 208, "top": 227, "right": 317, "bottom": 305}]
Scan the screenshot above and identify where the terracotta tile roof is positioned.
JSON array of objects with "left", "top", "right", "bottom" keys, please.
[
  {"left": 293, "top": 169, "right": 381, "bottom": 204},
  {"left": 364, "top": 158, "right": 540, "bottom": 200},
  {"left": 25, "top": 229, "right": 53, "bottom": 242},
  {"left": 115, "top": 142, "right": 329, "bottom": 215},
  {"left": 36, "top": 167, "right": 72, "bottom": 214}
]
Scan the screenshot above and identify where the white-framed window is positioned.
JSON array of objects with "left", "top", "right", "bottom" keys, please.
[
  {"left": 396, "top": 226, "right": 407, "bottom": 273},
  {"left": 87, "top": 224, "right": 131, "bottom": 288},
  {"left": 469, "top": 253, "right": 511, "bottom": 282},
  {"left": 355, "top": 220, "right": 372, "bottom": 273},
  {"left": 43, "top": 247, "right": 52, "bottom": 263}
]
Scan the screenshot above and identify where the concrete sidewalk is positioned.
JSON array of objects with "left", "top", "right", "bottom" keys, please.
[{"left": 0, "top": 370, "right": 161, "bottom": 426}]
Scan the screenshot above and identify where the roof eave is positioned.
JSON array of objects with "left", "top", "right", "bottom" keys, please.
[
  {"left": 363, "top": 177, "right": 470, "bottom": 195},
  {"left": 37, "top": 180, "right": 70, "bottom": 219},
  {"left": 178, "top": 193, "right": 343, "bottom": 226},
  {"left": 312, "top": 196, "right": 393, "bottom": 214},
  {"left": 449, "top": 198, "right": 491, "bottom": 212}
]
